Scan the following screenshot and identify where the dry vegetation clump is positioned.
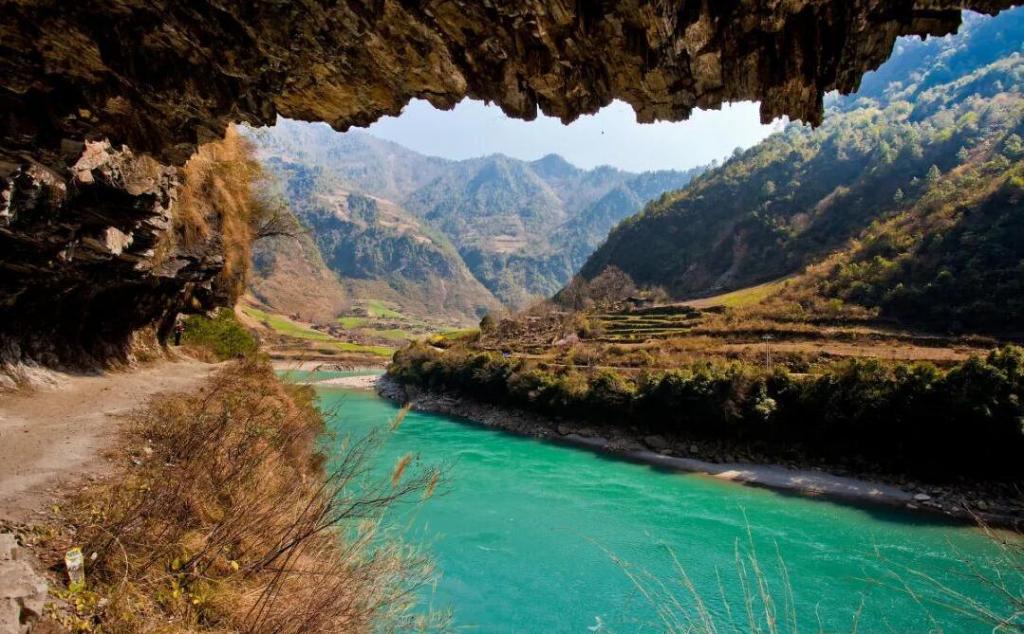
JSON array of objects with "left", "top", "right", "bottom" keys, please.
[
  {"left": 174, "top": 126, "right": 263, "bottom": 303},
  {"left": 617, "top": 518, "right": 1024, "bottom": 633},
  {"left": 44, "top": 358, "right": 444, "bottom": 633},
  {"left": 166, "top": 126, "right": 298, "bottom": 306}
]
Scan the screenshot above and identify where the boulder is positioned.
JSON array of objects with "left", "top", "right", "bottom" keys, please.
[
  {"left": 0, "top": 535, "right": 48, "bottom": 634},
  {"left": 643, "top": 435, "right": 669, "bottom": 451}
]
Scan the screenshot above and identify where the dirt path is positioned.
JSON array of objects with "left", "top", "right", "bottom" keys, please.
[{"left": 0, "top": 357, "right": 218, "bottom": 523}]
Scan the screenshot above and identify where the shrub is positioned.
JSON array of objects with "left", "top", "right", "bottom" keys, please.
[{"left": 182, "top": 308, "right": 258, "bottom": 360}]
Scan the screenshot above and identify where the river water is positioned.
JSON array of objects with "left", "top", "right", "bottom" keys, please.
[{"left": 290, "top": 370, "right": 1019, "bottom": 633}]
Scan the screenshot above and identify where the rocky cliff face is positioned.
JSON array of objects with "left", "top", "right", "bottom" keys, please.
[
  {"left": 1, "top": 140, "right": 232, "bottom": 369},
  {"left": 0, "top": 0, "right": 1016, "bottom": 368}
]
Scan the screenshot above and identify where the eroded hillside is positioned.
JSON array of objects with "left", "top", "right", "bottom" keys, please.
[{"left": 245, "top": 121, "right": 698, "bottom": 317}]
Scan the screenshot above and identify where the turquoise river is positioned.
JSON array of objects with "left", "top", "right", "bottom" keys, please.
[{"left": 289, "top": 370, "right": 1021, "bottom": 633}]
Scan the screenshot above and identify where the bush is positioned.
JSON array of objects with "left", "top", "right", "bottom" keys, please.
[{"left": 182, "top": 308, "right": 258, "bottom": 360}]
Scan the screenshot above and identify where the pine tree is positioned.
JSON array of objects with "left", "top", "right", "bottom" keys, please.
[{"left": 893, "top": 188, "right": 905, "bottom": 204}]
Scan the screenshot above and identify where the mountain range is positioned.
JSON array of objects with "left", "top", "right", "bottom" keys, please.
[{"left": 244, "top": 121, "right": 701, "bottom": 322}]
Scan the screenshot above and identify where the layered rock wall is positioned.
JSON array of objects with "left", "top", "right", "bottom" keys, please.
[
  {"left": 3, "top": 0, "right": 1015, "bottom": 170},
  {"left": 0, "top": 141, "right": 229, "bottom": 368}
]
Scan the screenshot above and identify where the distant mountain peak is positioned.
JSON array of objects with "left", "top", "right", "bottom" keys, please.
[{"left": 530, "top": 153, "right": 581, "bottom": 178}]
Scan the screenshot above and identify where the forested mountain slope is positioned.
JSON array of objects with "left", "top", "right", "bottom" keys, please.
[
  {"left": 579, "top": 9, "right": 1024, "bottom": 333},
  {"left": 247, "top": 118, "right": 450, "bottom": 201},
  {"left": 402, "top": 153, "right": 700, "bottom": 305}
]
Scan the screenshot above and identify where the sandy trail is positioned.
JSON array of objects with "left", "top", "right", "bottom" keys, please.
[
  {"left": 0, "top": 357, "right": 217, "bottom": 523},
  {"left": 310, "top": 374, "right": 381, "bottom": 389}
]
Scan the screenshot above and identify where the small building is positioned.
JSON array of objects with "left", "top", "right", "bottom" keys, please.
[{"left": 624, "top": 296, "right": 655, "bottom": 310}]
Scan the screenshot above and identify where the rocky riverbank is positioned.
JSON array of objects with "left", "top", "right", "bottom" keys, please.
[{"left": 377, "top": 375, "right": 1023, "bottom": 531}]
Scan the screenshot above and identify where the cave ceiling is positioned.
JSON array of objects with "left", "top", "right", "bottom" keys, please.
[{"left": 2, "top": 0, "right": 1019, "bottom": 174}]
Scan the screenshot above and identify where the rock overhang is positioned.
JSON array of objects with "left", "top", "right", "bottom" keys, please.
[{"left": 1, "top": 0, "right": 1019, "bottom": 172}]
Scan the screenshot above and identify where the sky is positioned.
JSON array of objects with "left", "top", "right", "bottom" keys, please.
[{"left": 364, "top": 99, "right": 784, "bottom": 173}]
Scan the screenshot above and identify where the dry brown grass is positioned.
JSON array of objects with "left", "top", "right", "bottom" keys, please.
[
  {"left": 156, "top": 126, "right": 268, "bottom": 304},
  {"left": 44, "top": 358, "right": 445, "bottom": 633}
]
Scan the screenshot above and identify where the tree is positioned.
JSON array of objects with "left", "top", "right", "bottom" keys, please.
[
  {"left": 893, "top": 188, "right": 905, "bottom": 204},
  {"left": 587, "top": 266, "right": 637, "bottom": 306},
  {"left": 925, "top": 164, "right": 941, "bottom": 185},
  {"left": 555, "top": 275, "right": 592, "bottom": 310},
  {"left": 877, "top": 141, "right": 896, "bottom": 165},
  {"left": 252, "top": 197, "right": 304, "bottom": 241},
  {"left": 1004, "top": 133, "right": 1024, "bottom": 159}
]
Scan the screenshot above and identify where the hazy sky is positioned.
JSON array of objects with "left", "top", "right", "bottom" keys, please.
[{"left": 364, "top": 99, "right": 783, "bottom": 173}]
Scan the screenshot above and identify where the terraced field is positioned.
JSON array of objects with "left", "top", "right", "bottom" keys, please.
[
  {"left": 240, "top": 305, "right": 397, "bottom": 363},
  {"left": 681, "top": 278, "right": 790, "bottom": 309},
  {"left": 469, "top": 278, "right": 997, "bottom": 375},
  {"left": 334, "top": 299, "right": 441, "bottom": 342},
  {"left": 594, "top": 306, "right": 704, "bottom": 343},
  {"left": 241, "top": 306, "right": 336, "bottom": 341}
]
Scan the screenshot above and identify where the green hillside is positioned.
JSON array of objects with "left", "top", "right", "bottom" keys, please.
[{"left": 579, "top": 9, "right": 1024, "bottom": 334}]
